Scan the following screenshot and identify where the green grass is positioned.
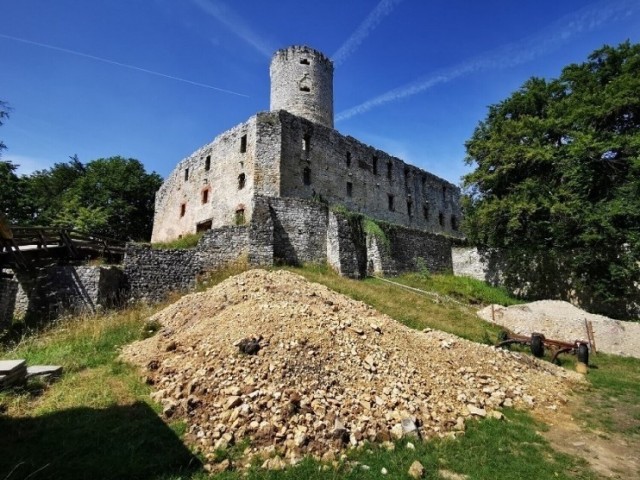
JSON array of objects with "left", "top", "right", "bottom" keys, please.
[
  {"left": 152, "top": 232, "right": 204, "bottom": 250},
  {"left": 1, "top": 264, "right": 631, "bottom": 479}
]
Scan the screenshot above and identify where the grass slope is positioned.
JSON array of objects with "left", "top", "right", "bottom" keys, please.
[{"left": 1, "top": 265, "right": 636, "bottom": 479}]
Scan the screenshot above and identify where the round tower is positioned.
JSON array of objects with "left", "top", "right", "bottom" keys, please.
[{"left": 270, "top": 45, "right": 334, "bottom": 129}]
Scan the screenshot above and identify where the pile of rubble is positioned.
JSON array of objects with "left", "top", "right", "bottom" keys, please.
[{"left": 122, "top": 269, "right": 583, "bottom": 468}]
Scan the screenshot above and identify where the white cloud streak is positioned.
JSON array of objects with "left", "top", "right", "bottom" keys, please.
[
  {"left": 332, "top": 0, "right": 404, "bottom": 66},
  {"left": 190, "top": 0, "right": 274, "bottom": 58},
  {"left": 336, "top": 0, "right": 640, "bottom": 122},
  {"left": 0, "top": 33, "right": 249, "bottom": 97}
]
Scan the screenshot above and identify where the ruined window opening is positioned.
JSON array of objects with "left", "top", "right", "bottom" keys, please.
[
  {"left": 180, "top": 203, "right": 186, "bottom": 217},
  {"left": 204, "top": 155, "right": 211, "bottom": 171},
  {"left": 423, "top": 204, "right": 429, "bottom": 220},
  {"left": 387, "top": 161, "right": 392, "bottom": 180},
  {"left": 422, "top": 176, "right": 427, "bottom": 190},
  {"left": 300, "top": 58, "right": 310, "bottom": 65},
  {"left": 184, "top": 168, "right": 189, "bottom": 181},
  {"left": 451, "top": 216, "right": 458, "bottom": 231},
  {"left": 240, "top": 134, "right": 247, "bottom": 153},
  {"left": 442, "top": 185, "right": 447, "bottom": 201},
  {"left": 438, "top": 212, "right": 444, "bottom": 227},
  {"left": 238, "top": 173, "right": 246, "bottom": 190},
  {"left": 300, "top": 85, "right": 311, "bottom": 92},
  {"left": 235, "top": 208, "right": 246, "bottom": 225},
  {"left": 346, "top": 151, "right": 352, "bottom": 167},
  {"left": 196, "top": 220, "right": 212, "bottom": 233},
  {"left": 407, "top": 201, "right": 413, "bottom": 217},
  {"left": 388, "top": 194, "right": 395, "bottom": 211},
  {"left": 303, "top": 167, "right": 311, "bottom": 186},
  {"left": 372, "top": 156, "right": 378, "bottom": 175},
  {"left": 404, "top": 167, "right": 410, "bottom": 185},
  {"left": 347, "top": 182, "right": 353, "bottom": 197},
  {"left": 201, "top": 189, "right": 209, "bottom": 204},
  {"left": 302, "top": 134, "right": 311, "bottom": 152}
]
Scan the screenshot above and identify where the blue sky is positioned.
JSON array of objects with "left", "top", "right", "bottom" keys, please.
[{"left": 1, "top": 0, "right": 639, "bottom": 185}]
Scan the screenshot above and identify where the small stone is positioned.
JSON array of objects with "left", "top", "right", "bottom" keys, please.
[
  {"left": 408, "top": 460, "right": 425, "bottom": 479},
  {"left": 381, "top": 467, "right": 388, "bottom": 475},
  {"left": 466, "top": 405, "right": 486, "bottom": 417},
  {"left": 488, "top": 411, "right": 504, "bottom": 420},
  {"left": 370, "top": 323, "right": 382, "bottom": 333},
  {"left": 406, "top": 442, "right": 415, "bottom": 450},
  {"left": 225, "top": 396, "right": 242, "bottom": 409},
  {"left": 390, "top": 423, "right": 404, "bottom": 439}
]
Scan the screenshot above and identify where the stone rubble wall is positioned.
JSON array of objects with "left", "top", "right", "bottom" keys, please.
[{"left": 0, "top": 265, "right": 127, "bottom": 325}]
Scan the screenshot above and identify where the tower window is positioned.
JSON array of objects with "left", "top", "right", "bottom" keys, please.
[
  {"left": 302, "top": 134, "right": 311, "bottom": 151},
  {"left": 451, "top": 216, "right": 458, "bottom": 231},
  {"left": 407, "top": 201, "right": 413, "bottom": 217},
  {"left": 180, "top": 203, "right": 186, "bottom": 217},
  {"left": 442, "top": 185, "right": 447, "bottom": 201},
  {"left": 300, "top": 58, "right": 310, "bottom": 65},
  {"left": 347, "top": 182, "right": 353, "bottom": 197},
  {"left": 387, "top": 161, "right": 393, "bottom": 180},
  {"left": 201, "top": 189, "right": 209, "bottom": 204},
  {"left": 422, "top": 176, "right": 427, "bottom": 190},
  {"left": 438, "top": 212, "right": 444, "bottom": 226},
  {"left": 404, "top": 167, "right": 410, "bottom": 185},
  {"left": 238, "top": 173, "right": 246, "bottom": 190},
  {"left": 303, "top": 167, "right": 311, "bottom": 185},
  {"left": 205, "top": 155, "right": 211, "bottom": 171},
  {"left": 300, "top": 85, "right": 310, "bottom": 92},
  {"left": 372, "top": 156, "right": 378, "bottom": 175},
  {"left": 388, "top": 194, "right": 395, "bottom": 211},
  {"left": 184, "top": 168, "right": 189, "bottom": 181},
  {"left": 346, "top": 152, "right": 352, "bottom": 167},
  {"left": 240, "top": 134, "right": 247, "bottom": 153},
  {"left": 423, "top": 204, "right": 429, "bottom": 220}
]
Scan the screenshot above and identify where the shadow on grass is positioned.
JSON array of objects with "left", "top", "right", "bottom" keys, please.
[{"left": 0, "top": 401, "right": 201, "bottom": 480}]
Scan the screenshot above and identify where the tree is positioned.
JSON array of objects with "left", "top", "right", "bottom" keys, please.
[
  {"left": 55, "top": 156, "right": 163, "bottom": 241},
  {"left": 0, "top": 100, "right": 10, "bottom": 156},
  {"left": 462, "top": 41, "right": 640, "bottom": 318}
]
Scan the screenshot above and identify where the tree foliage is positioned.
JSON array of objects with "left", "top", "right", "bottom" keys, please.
[{"left": 463, "top": 41, "right": 640, "bottom": 318}]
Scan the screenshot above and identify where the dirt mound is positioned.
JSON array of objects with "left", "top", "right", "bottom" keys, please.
[
  {"left": 122, "top": 269, "right": 582, "bottom": 467},
  {"left": 478, "top": 300, "right": 640, "bottom": 358}
]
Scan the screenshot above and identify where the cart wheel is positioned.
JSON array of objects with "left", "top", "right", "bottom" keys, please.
[
  {"left": 531, "top": 334, "right": 544, "bottom": 358},
  {"left": 577, "top": 343, "right": 589, "bottom": 365}
]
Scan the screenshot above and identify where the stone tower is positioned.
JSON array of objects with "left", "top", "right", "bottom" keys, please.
[{"left": 270, "top": 45, "right": 334, "bottom": 129}]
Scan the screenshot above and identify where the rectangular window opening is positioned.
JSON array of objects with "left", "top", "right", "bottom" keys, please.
[
  {"left": 423, "top": 204, "right": 429, "bottom": 220},
  {"left": 387, "top": 161, "right": 392, "bottom": 180},
  {"left": 196, "top": 220, "right": 212, "bottom": 233},
  {"left": 205, "top": 155, "right": 211, "bottom": 171},
  {"left": 346, "top": 151, "right": 352, "bottom": 167},
  {"left": 372, "top": 156, "right": 378, "bottom": 175},
  {"left": 299, "top": 85, "right": 311, "bottom": 92},
  {"left": 451, "top": 216, "right": 458, "bottom": 231},
  {"left": 240, "top": 134, "right": 247, "bottom": 153},
  {"left": 235, "top": 209, "right": 246, "bottom": 225},
  {"left": 302, "top": 134, "right": 311, "bottom": 152},
  {"left": 300, "top": 58, "right": 310, "bottom": 65},
  {"left": 347, "top": 182, "right": 353, "bottom": 197},
  {"left": 184, "top": 168, "right": 189, "bottom": 181},
  {"left": 438, "top": 212, "right": 444, "bottom": 227},
  {"left": 442, "top": 185, "right": 447, "bottom": 201},
  {"left": 388, "top": 194, "right": 395, "bottom": 211},
  {"left": 238, "top": 173, "right": 246, "bottom": 190},
  {"left": 303, "top": 167, "right": 311, "bottom": 186},
  {"left": 180, "top": 203, "right": 186, "bottom": 217},
  {"left": 201, "top": 189, "right": 209, "bottom": 204},
  {"left": 407, "top": 201, "right": 413, "bottom": 217}
]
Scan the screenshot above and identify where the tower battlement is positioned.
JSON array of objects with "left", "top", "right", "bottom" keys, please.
[{"left": 270, "top": 45, "right": 334, "bottom": 129}]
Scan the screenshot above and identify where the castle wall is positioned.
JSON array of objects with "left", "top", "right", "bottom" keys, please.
[
  {"left": 151, "top": 117, "right": 259, "bottom": 243},
  {"left": 276, "top": 110, "right": 463, "bottom": 237}
]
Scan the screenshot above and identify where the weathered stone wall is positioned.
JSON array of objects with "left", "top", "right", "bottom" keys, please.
[
  {"left": 326, "top": 212, "right": 368, "bottom": 279},
  {"left": 270, "top": 45, "right": 334, "bottom": 129},
  {"left": 152, "top": 116, "right": 259, "bottom": 243},
  {"left": 277, "top": 110, "right": 463, "bottom": 237},
  {"left": 1, "top": 266, "right": 127, "bottom": 324}
]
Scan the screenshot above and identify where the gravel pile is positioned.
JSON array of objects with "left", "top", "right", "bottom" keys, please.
[
  {"left": 478, "top": 300, "right": 640, "bottom": 359},
  {"left": 122, "top": 269, "right": 582, "bottom": 469}
]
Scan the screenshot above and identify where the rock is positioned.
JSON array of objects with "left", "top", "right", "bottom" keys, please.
[
  {"left": 262, "top": 456, "right": 287, "bottom": 470},
  {"left": 225, "top": 396, "right": 242, "bottom": 409},
  {"left": 408, "top": 460, "right": 425, "bottom": 479},
  {"left": 390, "top": 423, "right": 404, "bottom": 439},
  {"left": 466, "top": 405, "right": 486, "bottom": 417},
  {"left": 370, "top": 324, "right": 382, "bottom": 333},
  {"left": 575, "top": 362, "right": 589, "bottom": 374},
  {"left": 238, "top": 337, "right": 261, "bottom": 355},
  {"left": 401, "top": 417, "right": 419, "bottom": 437},
  {"left": 406, "top": 442, "right": 415, "bottom": 450},
  {"left": 381, "top": 467, "right": 388, "bottom": 475},
  {"left": 488, "top": 411, "right": 504, "bottom": 420}
]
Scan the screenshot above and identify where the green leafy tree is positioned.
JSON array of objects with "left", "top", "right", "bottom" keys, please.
[
  {"left": 463, "top": 41, "right": 640, "bottom": 318},
  {"left": 56, "top": 156, "right": 162, "bottom": 241},
  {"left": 0, "top": 100, "right": 10, "bottom": 155}
]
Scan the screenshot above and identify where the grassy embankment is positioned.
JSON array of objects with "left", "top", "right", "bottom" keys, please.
[{"left": 1, "top": 263, "right": 637, "bottom": 479}]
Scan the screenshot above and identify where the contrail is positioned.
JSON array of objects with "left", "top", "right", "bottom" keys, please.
[
  {"left": 336, "top": 0, "right": 639, "bottom": 121},
  {"left": 191, "top": 0, "right": 274, "bottom": 58},
  {"left": 332, "top": 0, "right": 404, "bottom": 66},
  {"left": 0, "top": 33, "right": 249, "bottom": 97}
]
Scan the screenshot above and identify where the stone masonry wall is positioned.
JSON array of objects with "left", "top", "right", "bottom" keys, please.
[
  {"left": 152, "top": 116, "right": 260, "bottom": 243},
  {"left": 276, "top": 110, "right": 463, "bottom": 238}
]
